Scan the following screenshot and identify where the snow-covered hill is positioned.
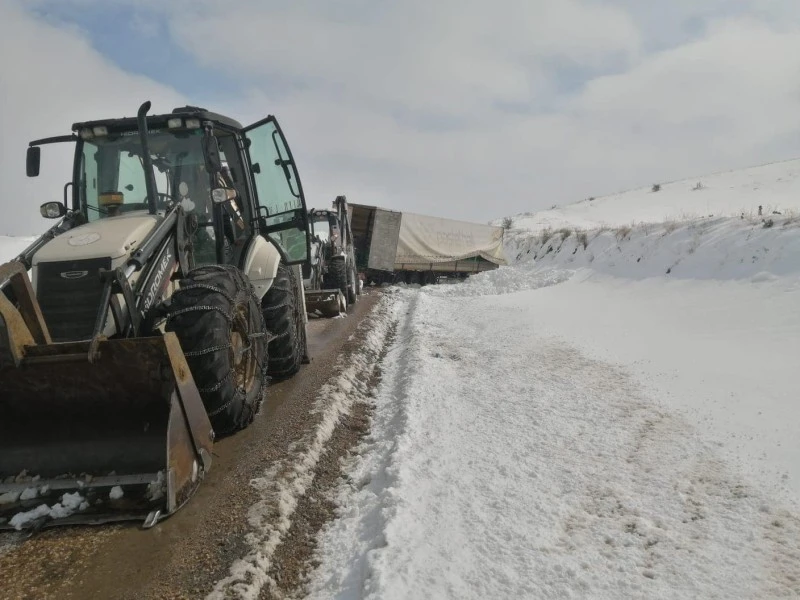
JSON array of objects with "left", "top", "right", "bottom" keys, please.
[{"left": 498, "top": 157, "right": 800, "bottom": 234}]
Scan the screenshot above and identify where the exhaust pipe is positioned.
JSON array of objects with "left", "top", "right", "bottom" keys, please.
[{"left": 137, "top": 101, "right": 160, "bottom": 217}]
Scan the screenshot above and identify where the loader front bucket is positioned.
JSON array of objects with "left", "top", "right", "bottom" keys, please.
[
  {"left": 305, "top": 288, "right": 346, "bottom": 318},
  {"left": 0, "top": 333, "right": 214, "bottom": 532}
]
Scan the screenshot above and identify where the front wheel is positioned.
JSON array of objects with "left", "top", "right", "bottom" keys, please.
[
  {"left": 324, "top": 257, "right": 348, "bottom": 300},
  {"left": 346, "top": 261, "right": 358, "bottom": 305},
  {"left": 165, "top": 264, "right": 267, "bottom": 437}
]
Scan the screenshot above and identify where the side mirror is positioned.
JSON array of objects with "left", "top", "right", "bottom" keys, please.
[
  {"left": 40, "top": 201, "right": 67, "bottom": 219},
  {"left": 27, "top": 147, "right": 41, "bottom": 177}
]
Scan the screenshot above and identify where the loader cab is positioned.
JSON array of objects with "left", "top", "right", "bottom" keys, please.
[
  {"left": 309, "top": 210, "right": 343, "bottom": 257},
  {"left": 27, "top": 106, "right": 311, "bottom": 272}
]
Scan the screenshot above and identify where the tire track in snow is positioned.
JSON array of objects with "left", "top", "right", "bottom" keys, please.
[
  {"left": 205, "top": 292, "right": 401, "bottom": 600},
  {"left": 299, "top": 289, "right": 419, "bottom": 600}
]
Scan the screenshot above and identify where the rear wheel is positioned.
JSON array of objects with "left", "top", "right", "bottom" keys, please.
[
  {"left": 165, "top": 264, "right": 267, "bottom": 437},
  {"left": 263, "top": 262, "right": 305, "bottom": 380}
]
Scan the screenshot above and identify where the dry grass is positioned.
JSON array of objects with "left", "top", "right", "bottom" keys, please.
[{"left": 614, "top": 225, "right": 633, "bottom": 241}]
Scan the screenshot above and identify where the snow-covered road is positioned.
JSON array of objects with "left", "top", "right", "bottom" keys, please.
[{"left": 303, "top": 270, "right": 800, "bottom": 599}]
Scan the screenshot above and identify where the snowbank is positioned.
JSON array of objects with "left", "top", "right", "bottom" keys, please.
[{"left": 504, "top": 214, "right": 800, "bottom": 282}]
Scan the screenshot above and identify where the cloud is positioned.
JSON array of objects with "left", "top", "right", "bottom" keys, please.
[
  {"left": 165, "top": 0, "right": 641, "bottom": 117},
  {"left": 159, "top": 1, "right": 800, "bottom": 217},
  {"left": 0, "top": 0, "right": 184, "bottom": 235},
  {"left": 5, "top": 0, "right": 800, "bottom": 233}
]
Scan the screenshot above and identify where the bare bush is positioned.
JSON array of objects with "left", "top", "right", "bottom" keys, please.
[
  {"left": 664, "top": 220, "right": 679, "bottom": 234},
  {"left": 615, "top": 225, "right": 633, "bottom": 240},
  {"left": 557, "top": 227, "right": 573, "bottom": 240}
]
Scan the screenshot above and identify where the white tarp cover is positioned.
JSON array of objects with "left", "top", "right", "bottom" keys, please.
[{"left": 394, "top": 212, "right": 507, "bottom": 267}]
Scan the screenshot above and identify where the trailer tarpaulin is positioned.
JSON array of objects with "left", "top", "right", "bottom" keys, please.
[{"left": 394, "top": 212, "right": 506, "bottom": 268}]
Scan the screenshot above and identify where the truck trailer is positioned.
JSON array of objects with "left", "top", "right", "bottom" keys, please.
[{"left": 348, "top": 203, "right": 507, "bottom": 285}]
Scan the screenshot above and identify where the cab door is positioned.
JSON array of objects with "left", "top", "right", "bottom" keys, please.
[{"left": 242, "top": 117, "right": 310, "bottom": 265}]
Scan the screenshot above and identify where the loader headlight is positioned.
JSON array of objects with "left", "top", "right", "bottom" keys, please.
[
  {"left": 79, "top": 128, "right": 94, "bottom": 140},
  {"left": 185, "top": 118, "right": 201, "bottom": 129}
]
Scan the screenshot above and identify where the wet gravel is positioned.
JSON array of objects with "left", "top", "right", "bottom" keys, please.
[{"left": 0, "top": 290, "right": 386, "bottom": 600}]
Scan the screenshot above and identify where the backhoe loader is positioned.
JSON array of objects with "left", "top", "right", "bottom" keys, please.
[
  {"left": 303, "top": 195, "right": 360, "bottom": 317},
  {"left": 0, "top": 100, "right": 311, "bottom": 531}
]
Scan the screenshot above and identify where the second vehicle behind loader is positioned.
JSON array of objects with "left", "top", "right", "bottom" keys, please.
[{"left": 303, "top": 195, "right": 360, "bottom": 317}]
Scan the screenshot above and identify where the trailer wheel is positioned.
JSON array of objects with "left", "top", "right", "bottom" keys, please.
[
  {"left": 262, "top": 262, "right": 305, "bottom": 380},
  {"left": 325, "top": 257, "right": 348, "bottom": 300},
  {"left": 166, "top": 264, "right": 267, "bottom": 437}
]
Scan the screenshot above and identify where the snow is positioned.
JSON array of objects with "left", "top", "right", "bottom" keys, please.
[
  {"left": 109, "top": 486, "right": 124, "bottom": 501},
  {"left": 300, "top": 159, "right": 800, "bottom": 598},
  {"left": 6, "top": 491, "right": 91, "bottom": 531},
  {"left": 0, "top": 491, "right": 21, "bottom": 505},
  {"left": 499, "top": 157, "right": 800, "bottom": 234},
  {"left": 0, "top": 235, "right": 36, "bottom": 262},
  {"left": 19, "top": 488, "right": 38, "bottom": 501},
  {"left": 8, "top": 505, "right": 50, "bottom": 531}
]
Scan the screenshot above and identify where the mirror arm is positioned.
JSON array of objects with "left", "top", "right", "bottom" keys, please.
[{"left": 63, "top": 181, "right": 73, "bottom": 211}]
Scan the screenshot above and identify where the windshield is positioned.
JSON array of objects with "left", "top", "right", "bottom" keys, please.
[
  {"left": 77, "top": 129, "right": 213, "bottom": 223},
  {"left": 312, "top": 216, "right": 331, "bottom": 242}
]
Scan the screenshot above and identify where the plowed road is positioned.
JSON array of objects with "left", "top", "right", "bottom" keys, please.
[{"left": 0, "top": 289, "right": 385, "bottom": 600}]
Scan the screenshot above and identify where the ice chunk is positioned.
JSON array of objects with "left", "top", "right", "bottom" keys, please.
[
  {"left": 9, "top": 504, "right": 50, "bottom": 530},
  {"left": 147, "top": 471, "right": 165, "bottom": 501},
  {"left": 109, "top": 486, "right": 124, "bottom": 500},
  {"left": 48, "top": 492, "right": 87, "bottom": 519},
  {"left": 0, "top": 491, "right": 21, "bottom": 505},
  {"left": 19, "top": 487, "right": 38, "bottom": 501}
]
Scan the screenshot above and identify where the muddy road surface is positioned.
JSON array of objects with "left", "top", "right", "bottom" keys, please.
[{"left": 0, "top": 288, "right": 393, "bottom": 600}]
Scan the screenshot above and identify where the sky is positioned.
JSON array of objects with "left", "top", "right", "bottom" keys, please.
[{"left": 2, "top": 0, "right": 800, "bottom": 235}]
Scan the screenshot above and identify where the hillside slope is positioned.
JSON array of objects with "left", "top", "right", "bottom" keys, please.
[{"left": 499, "top": 157, "right": 800, "bottom": 233}]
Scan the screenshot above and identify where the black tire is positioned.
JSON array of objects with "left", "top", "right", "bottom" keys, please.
[
  {"left": 262, "top": 262, "right": 305, "bottom": 380},
  {"left": 324, "top": 257, "right": 348, "bottom": 299},
  {"left": 165, "top": 264, "right": 267, "bottom": 438},
  {"left": 346, "top": 260, "right": 358, "bottom": 305}
]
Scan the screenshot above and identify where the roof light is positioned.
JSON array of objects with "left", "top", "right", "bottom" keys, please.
[
  {"left": 167, "top": 117, "right": 183, "bottom": 129},
  {"left": 79, "top": 128, "right": 94, "bottom": 140},
  {"left": 185, "top": 118, "right": 201, "bottom": 129},
  {"left": 92, "top": 126, "right": 108, "bottom": 137}
]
